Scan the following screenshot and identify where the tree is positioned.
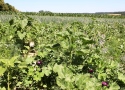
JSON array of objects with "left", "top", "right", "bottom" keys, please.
[
  {"left": 0, "top": 0, "right": 4, "bottom": 3},
  {"left": 0, "top": 0, "right": 19, "bottom": 12}
]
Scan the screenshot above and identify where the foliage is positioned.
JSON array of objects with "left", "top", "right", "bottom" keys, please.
[
  {"left": 0, "top": 0, "right": 18, "bottom": 12},
  {"left": 0, "top": 16, "right": 125, "bottom": 89},
  {"left": 0, "top": 11, "right": 125, "bottom": 18}
]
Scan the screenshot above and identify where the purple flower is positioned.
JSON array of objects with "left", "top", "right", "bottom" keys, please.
[
  {"left": 36, "top": 60, "right": 42, "bottom": 66},
  {"left": 102, "top": 81, "right": 108, "bottom": 86},
  {"left": 88, "top": 69, "right": 94, "bottom": 73}
]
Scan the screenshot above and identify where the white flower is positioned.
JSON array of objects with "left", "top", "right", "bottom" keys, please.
[{"left": 29, "top": 41, "right": 35, "bottom": 47}]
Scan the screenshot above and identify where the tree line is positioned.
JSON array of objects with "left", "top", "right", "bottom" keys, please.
[{"left": 0, "top": 0, "right": 18, "bottom": 12}]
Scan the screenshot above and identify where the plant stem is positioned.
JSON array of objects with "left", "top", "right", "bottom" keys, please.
[{"left": 8, "top": 70, "right": 10, "bottom": 90}]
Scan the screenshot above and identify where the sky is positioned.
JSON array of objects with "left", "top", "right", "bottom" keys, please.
[{"left": 4, "top": 0, "right": 125, "bottom": 13}]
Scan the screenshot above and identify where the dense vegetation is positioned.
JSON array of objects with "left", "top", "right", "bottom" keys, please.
[
  {"left": 0, "top": 1, "right": 124, "bottom": 89},
  {"left": 0, "top": 11, "right": 125, "bottom": 18},
  {"left": 96, "top": 11, "right": 125, "bottom": 15},
  {"left": 0, "top": 1, "right": 125, "bottom": 89},
  {"left": 0, "top": 15, "right": 125, "bottom": 90}
]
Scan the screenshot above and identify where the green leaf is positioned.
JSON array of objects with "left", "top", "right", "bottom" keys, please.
[
  {"left": 76, "top": 49, "right": 90, "bottom": 55},
  {"left": 61, "top": 41, "right": 69, "bottom": 49},
  {"left": 0, "top": 87, "right": 6, "bottom": 90},
  {"left": 20, "top": 19, "right": 28, "bottom": 29},
  {"left": 37, "top": 51, "right": 48, "bottom": 58},
  {"left": 98, "top": 73, "right": 107, "bottom": 80},
  {"left": 118, "top": 72, "right": 125, "bottom": 83},
  {"left": 82, "top": 37, "right": 94, "bottom": 44},
  {"left": 0, "top": 56, "right": 18, "bottom": 67},
  {"left": 53, "top": 63, "right": 65, "bottom": 78},
  {"left": 0, "top": 66, "right": 6, "bottom": 76},
  {"left": 17, "top": 31, "right": 26, "bottom": 40},
  {"left": 16, "top": 82, "right": 23, "bottom": 86},
  {"left": 56, "top": 78, "right": 67, "bottom": 89},
  {"left": 0, "top": 59, "right": 8, "bottom": 66},
  {"left": 110, "top": 61, "right": 118, "bottom": 68},
  {"left": 75, "top": 74, "right": 86, "bottom": 89},
  {"left": 25, "top": 57, "right": 34, "bottom": 64},
  {"left": 109, "top": 82, "right": 120, "bottom": 90},
  {"left": 42, "top": 67, "right": 51, "bottom": 76},
  {"left": 33, "top": 75, "right": 41, "bottom": 82},
  {"left": 9, "top": 56, "right": 19, "bottom": 67},
  {"left": 28, "top": 67, "right": 35, "bottom": 75},
  {"left": 24, "top": 80, "right": 32, "bottom": 86},
  {"left": 24, "top": 46, "right": 30, "bottom": 50}
]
